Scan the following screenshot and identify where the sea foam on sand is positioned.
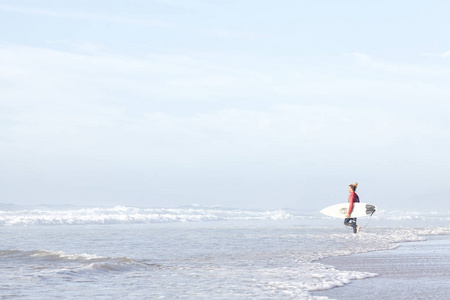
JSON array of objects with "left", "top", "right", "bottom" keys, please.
[{"left": 313, "top": 235, "right": 450, "bottom": 300}]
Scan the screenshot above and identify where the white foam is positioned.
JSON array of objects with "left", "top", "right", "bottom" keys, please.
[
  {"left": 0, "top": 249, "right": 105, "bottom": 261},
  {"left": 0, "top": 206, "right": 293, "bottom": 226},
  {"left": 261, "top": 263, "right": 378, "bottom": 299}
]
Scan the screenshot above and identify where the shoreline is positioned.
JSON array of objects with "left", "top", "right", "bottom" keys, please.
[{"left": 313, "top": 234, "right": 450, "bottom": 299}]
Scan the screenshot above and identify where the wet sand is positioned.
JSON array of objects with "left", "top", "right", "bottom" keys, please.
[{"left": 313, "top": 235, "right": 450, "bottom": 300}]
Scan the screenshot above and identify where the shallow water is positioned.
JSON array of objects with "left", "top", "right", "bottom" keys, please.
[
  {"left": 314, "top": 235, "right": 450, "bottom": 300},
  {"left": 1, "top": 206, "right": 449, "bottom": 299}
]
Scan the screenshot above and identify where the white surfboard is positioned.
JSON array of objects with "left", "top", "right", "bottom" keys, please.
[{"left": 320, "top": 203, "right": 376, "bottom": 218}]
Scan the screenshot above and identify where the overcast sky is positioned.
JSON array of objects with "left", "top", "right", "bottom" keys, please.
[{"left": 1, "top": 0, "right": 450, "bottom": 210}]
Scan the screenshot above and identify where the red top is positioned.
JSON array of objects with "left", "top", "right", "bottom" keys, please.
[{"left": 347, "top": 192, "right": 360, "bottom": 216}]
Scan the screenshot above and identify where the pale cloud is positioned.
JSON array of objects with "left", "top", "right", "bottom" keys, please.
[
  {"left": 206, "top": 28, "right": 261, "bottom": 40},
  {"left": 441, "top": 50, "right": 450, "bottom": 58},
  {"left": 0, "top": 44, "right": 276, "bottom": 110},
  {"left": 348, "top": 52, "right": 450, "bottom": 76},
  {"left": 0, "top": 45, "right": 448, "bottom": 152},
  {"left": 0, "top": 5, "right": 61, "bottom": 17},
  {"left": 1, "top": 44, "right": 450, "bottom": 207},
  {"left": 2, "top": 98, "right": 443, "bottom": 167},
  {"left": 4, "top": 43, "right": 450, "bottom": 119},
  {"left": 2, "top": 44, "right": 450, "bottom": 124},
  {"left": 3, "top": 44, "right": 450, "bottom": 111},
  {"left": 58, "top": 40, "right": 108, "bottom": 54},
  {"left": 0, "top": 4, "right": 255, "bottom": 40},
  {"left": 0, "top": 5, "right": 169, "bottom": 27}
]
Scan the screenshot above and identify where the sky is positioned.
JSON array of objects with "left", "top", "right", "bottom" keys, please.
[{"left": 1, "top": 0, "right": 450, "bottom": 210}]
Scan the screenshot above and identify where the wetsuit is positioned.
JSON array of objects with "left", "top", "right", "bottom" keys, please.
[{"left": 344, "top": 192, "right": 360, "bottom": 233}]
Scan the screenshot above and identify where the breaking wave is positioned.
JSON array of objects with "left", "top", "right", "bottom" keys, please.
[
  {"left": 0, "top": 205, "right": 292, "bottom": 226},
  {"left": 0, "top": 249, "right": 161, "bottom": 273}
]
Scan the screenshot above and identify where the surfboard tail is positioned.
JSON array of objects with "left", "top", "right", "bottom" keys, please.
[{"left": 365, "top": 204, "right": 376, "bottom": 215}]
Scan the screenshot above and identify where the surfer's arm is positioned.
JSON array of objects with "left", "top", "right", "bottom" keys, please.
[{"left": 346, "top": 194, "right": 355, "bottom": 218}]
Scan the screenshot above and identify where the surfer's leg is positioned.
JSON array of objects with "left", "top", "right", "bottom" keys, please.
[
  {"left": 352, "top": 218, "right": 357, "bottom": 233},
  {"left": 344, "top": 218, "right": 354, "bottom": 227},
  {"left": 353, "top": 218, "right": 361, "bottom": 233},
  {"left": 344, "top": 218, "right": 357, "bottom": 233},
  {"left": 344, "top": 218, "right": 351, "bottom": 227}
]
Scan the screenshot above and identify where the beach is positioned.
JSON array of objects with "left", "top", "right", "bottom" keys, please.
[{"left": 313, "top": 235, "right": 450, "bottom": 300}]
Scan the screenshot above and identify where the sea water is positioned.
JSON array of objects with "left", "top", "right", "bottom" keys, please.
[{"left": 0, "top": 205, "right": 449, "bottom": 299}]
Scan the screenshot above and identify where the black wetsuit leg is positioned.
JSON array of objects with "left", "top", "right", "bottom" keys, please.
[{"left": 344, "top": 218, "right": 357, "bottom": 233}]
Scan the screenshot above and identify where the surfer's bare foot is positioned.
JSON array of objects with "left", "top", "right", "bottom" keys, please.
[{"left": 356, "top": 225, "right": 361, "bottom": 234}]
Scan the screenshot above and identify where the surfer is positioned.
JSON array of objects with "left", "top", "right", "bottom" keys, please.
[{"left": 344, "top": 182, "right": 361, "bottom": 234}]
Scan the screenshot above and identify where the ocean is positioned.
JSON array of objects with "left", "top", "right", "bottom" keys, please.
[{"left": 1, "top": 205, "right": 449, "bottom": 299}]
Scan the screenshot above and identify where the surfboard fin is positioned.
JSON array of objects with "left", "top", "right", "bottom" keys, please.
[{"left": 365, "top": 204, "right": 376, "bottom": 215}]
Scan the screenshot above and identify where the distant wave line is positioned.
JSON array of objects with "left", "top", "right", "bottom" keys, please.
[{"left": 0, "top": 206, "right": 293, "bottom": 226}]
